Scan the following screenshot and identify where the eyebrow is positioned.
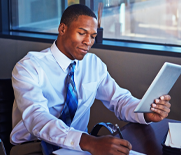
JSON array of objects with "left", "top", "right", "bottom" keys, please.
[{"left": 78, "top": 28, "right": 97, "bottom": 35}]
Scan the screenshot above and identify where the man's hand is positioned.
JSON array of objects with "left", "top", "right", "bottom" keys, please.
[
  {"left": 144, "top": 95, "right": 171, "bottom": 122},
  {"left": 80, "top": 133, "right": 132, "bottom": 155}
]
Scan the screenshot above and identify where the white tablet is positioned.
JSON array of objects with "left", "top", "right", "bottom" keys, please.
[{"left": 134, "top": 62, "right": 181, "bottom": 113}]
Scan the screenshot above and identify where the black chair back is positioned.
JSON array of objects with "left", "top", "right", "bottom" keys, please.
[{"left": 0, "top": 79, "right": 14, "bottom": 155}]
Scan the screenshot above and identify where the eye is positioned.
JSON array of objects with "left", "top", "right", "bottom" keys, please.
[
  {"left": 91, "top": 36, "right": 95, "bottom": 39},
  {"left": 78, "top": 32, "right": 85, "bottom": 35},
  {"left": 91, "top": 35, "right": 97, "bottom": 39}
]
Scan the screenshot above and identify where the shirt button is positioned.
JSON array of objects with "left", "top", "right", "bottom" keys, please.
[{"left": 71, "top": 141, "right": 74, "bottom": 146}]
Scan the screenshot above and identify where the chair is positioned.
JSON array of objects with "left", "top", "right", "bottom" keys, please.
[
  {"left": 0, "top": 139, "right": 7, "bottom": 155},
  {"left": 0, "top": 79, "right": 14, "bottom": 155}
]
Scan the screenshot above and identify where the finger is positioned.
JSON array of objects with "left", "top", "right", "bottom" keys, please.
[
  {"left": 116, "top": 145, "right": 131, "bottom": 155},
  {"left": 154, "top": 99, "right": 171, "bottom": 108},
  {"left": 113, "top": 138, "right": 132, "bottom": 150},
  {"left": 151, "top": 103, "right": 170, "bottom": 113},
  {"left": 160, "top": 95, "right": 171, "bottom": 101},
  {"left": 112, "top": 141, "right": 131, "bottom": 155},
  {"left": 151, "top": 106, "right": 169, "bottom": 118},
  {"left": 107, "top": 138, "right": 132, "bottom": 155}
]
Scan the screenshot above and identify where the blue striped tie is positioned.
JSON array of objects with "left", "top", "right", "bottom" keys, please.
[
  {"left": 41, "top": 62, "right": 78, "bottom": 154},
  {"left": 60, "top": 61, "right": 78, "bottom": 126}
]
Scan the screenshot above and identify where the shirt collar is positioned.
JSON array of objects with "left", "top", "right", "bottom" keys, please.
[{"left": 50, "top": 41, "right": 78, "bottom": 72}]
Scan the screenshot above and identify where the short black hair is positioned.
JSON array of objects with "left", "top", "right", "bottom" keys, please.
[{"left": 60, "top": 4, "right": 97, "bottom": 26}]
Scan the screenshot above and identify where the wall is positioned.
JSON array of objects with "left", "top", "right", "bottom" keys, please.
[
  {"left": 88, "top": 48, "right": 181, "bottom": 133},
  {"left": 0, "top": 38, "right": 51, "bottom": 78},
  {"left": 1, "top": 38, "right": 181, "bottom": 134}
]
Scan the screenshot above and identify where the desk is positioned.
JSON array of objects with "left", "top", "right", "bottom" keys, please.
[
  {"left": 120, "top": 118, "right": 181, "bottom": 155},
  {"left": 53, "top": 118, "right": 180, "bottom": 155}
]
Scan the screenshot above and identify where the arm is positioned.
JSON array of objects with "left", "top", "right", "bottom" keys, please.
[
  {"left": 77, "top": 71, "right": 139, "bottom": 154},
  {"left": 96, "top": 72, "right": 146, "bottom": 124},
  {"left": 11, "top": 57, "right": 83, "bottom": 151},
  {"left": 96, "top": 71, "right": 171, "bottom": 124}
]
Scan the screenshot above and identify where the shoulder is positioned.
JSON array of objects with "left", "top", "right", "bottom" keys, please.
[
  {"left": 26, "top": 47, "right": 51, "bottom": 60},
  {"left": 12, "top": 48, "right": 51, "bottom": 76},
  {"left": 16, "top": 48, "right": 51, "bottom": 66}
]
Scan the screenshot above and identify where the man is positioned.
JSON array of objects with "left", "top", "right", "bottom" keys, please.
[{"left": 10, "top": 4, "right": 171, "bottom": 155}]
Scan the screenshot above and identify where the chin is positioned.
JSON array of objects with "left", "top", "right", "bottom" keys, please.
[
  {"left": 74, "top": 54, "right": 87, "bottom": 60},
  {"left": 76, "top": 57, "right": 84, "bottom": 61}
]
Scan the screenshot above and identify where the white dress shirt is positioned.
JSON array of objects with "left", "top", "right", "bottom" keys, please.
[{"left": 10, "top": 42, "right": 147, "bottom": 151}]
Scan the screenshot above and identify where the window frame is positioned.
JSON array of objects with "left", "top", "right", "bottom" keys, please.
[
  {"left": 0, "top": 0, "right": 9, "bottom": 32},
  {"left": 0, "top": 0, "right": 181, "bottom": 58}
]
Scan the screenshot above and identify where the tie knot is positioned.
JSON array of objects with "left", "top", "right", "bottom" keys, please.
[{"left": 69, "top": 61, "right": 76, "bottom": 73}]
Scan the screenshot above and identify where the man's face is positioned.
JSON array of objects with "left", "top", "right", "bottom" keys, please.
[{"left": 57, "top": 15, "right": 98, "bottom": 60}]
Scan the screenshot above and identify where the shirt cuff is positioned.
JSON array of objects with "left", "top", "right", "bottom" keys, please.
[
  {"left": 138, "top": 113, "right": 151, "bottom": 125},
  {"left": 63, "top": 128, "right": 85, "bottom": 151}
]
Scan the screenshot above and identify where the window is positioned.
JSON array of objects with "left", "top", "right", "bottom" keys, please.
[
  {"left": 8, "top": 0, "right": 181, "bottom": 46},
  {"left": 10, "top": 0, "right": 79, "bottom": 34},
  {"left": 92, "top": 0, "right": 181, "bottom": 46}
]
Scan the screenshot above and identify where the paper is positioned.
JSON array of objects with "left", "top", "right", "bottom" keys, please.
[
  {"left": 53, "top": 149, "right": 91, "bottom": 155},
  {"left": 164, "top": 122, "right": 181, "bottom": 148},
  {"left": 53, "top": 148, "right": 146, "bottom": 155},
  {"left": 129, "top": 150, "right": 146, "bottom": 155},
  {"left": 165, "top": 129, "right": 171, "bottom": 146}
]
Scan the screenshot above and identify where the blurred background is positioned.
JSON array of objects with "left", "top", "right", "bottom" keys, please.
[{"left": 10, "top": 0, "right": 181, "bottom": 46}]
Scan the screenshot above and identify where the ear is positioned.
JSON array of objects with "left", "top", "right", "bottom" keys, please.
[{"left": 58, "top": 23, "right": 67, "bottom": 35}]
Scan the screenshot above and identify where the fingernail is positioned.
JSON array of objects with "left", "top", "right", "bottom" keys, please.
[
  {"left": 152, "top": 104, "right": 156, "bottom": 107},
  {"left": 155, "top": 99, "right": 159, "bottom": 103},
  {"left": 161, "top": 96, "right": 164, "bottom": 100},
  {"left": 151, "top": 108, "right": 155, "bottom": 111}
]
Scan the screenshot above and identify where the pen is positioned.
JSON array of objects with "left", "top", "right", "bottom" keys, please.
[{"left": 112, "top": 124, "right": 124, "bottom": 139}]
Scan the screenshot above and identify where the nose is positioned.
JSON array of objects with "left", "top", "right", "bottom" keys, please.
[{"left": 83, "top": 35, "right": 92, "bottom": 46}]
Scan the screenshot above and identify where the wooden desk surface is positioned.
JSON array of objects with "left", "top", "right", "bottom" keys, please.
[{"left": 120, "top": 118, "right": 181, "bottom": 155}]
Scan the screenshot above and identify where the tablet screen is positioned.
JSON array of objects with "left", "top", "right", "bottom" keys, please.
[{"left": 134, "top": 62, "right": 181, "bottom": 113}]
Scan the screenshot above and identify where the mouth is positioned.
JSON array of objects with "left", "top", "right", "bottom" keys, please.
[{"left": 78, "top": 48, "right": 88, "bottom": 54}]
